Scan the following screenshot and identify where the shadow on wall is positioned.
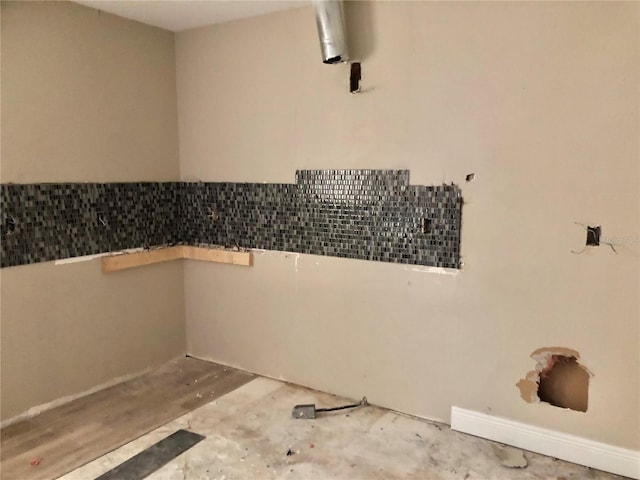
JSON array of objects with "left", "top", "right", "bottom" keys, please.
[{"left": 344, "top": 0, "right": 376, "bottom": 61}]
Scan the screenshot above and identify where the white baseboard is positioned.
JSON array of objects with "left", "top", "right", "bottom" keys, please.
[{"left": 451, "top": 407, "right": 639, "bottom": 479}]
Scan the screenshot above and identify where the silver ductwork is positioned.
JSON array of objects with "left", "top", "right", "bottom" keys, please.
[{"left": 312, "top": 0, "right": 349, "bottom": 64}]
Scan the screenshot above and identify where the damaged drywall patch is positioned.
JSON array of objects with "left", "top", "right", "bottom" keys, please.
[
  {"left": 538, "top": 356, "right": 590, "bottom": 412},
  {"left": 516, "top": 347, "right": 591, "bottom": 412}
]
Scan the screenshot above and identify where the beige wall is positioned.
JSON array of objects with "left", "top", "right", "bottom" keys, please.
[
  {"left": 176, "top": 2, "right": 640, "bottom": 450},
  {"left": 1, "top": 1, "right": 179, "bottom": 183},
  {"left": 0, "top": 1, "right": 185, "bottom": 420},
  {"left": 0, "top": 261, "right": 185, "bottom": 420}
]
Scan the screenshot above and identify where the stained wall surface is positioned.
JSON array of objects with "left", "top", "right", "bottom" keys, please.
[
  {"left": 176, "top": 2, "right": 640, "bottom": 449},
  {"left": 0, "top": 1, "right": 185, "bottom": 420}
]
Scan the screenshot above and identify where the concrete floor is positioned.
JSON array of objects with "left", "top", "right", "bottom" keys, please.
[{"left": 60, "top": 377, "right": 625, "bottom": 480}]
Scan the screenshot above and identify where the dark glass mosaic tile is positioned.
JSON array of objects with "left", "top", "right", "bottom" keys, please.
[
  {"left": 1, "top": 171, "right": 463, "bottom": 269},
  {"left": 1, "top": 182, "right": 181, "bottom": 268}
]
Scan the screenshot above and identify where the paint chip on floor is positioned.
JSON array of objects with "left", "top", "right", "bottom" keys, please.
[{"left": 492, "top": 444, "right": 528, "bottom": 468}]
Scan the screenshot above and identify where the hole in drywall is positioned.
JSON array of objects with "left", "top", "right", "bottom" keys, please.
[
  {"left": 586, "top": 226, "right": 600, "bottom": 246},
  {"left": 350, "top": 62, "right": 361, "bottom": 93},
  {"left": 465, "top": 173, "right": 476, "bottom": 182},
  {"left": 516, "top": 347, "right": 591, "bottom": 412},
  {"left": 537, "top": 355, "right": 589, "bottom": 412}
]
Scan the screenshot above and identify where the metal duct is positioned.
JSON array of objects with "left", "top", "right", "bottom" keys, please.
[{"left": 312, "top": 0, "right": 349, "bottom": 64}]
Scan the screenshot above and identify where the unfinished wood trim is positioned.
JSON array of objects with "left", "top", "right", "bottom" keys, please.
[
  {"left": 182, "top": 246, "right": 253, "bottom": 266},
  {"left": 101, "top": 246, "right": 253, "bottom": 272},
  {"left": 101, "top": 246, "right": 184, "bottom": 273}
]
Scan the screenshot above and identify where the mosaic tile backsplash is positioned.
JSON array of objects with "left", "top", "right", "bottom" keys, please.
[
  {"left": 0, "top": 183, "right": 180, "bottom": 267},
  {"left": 1, "top": 171, "right": 463, "bottom": 269}
]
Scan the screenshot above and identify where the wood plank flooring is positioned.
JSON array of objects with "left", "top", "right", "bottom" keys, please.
[{"left": 0, "top": 357, "right": 254, "bottom": 480}]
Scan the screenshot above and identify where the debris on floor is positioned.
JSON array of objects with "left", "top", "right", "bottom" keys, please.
[
  {"left": 492, "top": 444, "right": 528, "bottom": 468},
  {"left": 58, "top": 377, "right": 626, "bottom": 480}
]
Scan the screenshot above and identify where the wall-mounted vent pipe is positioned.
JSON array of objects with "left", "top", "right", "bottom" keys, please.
[{"left": 312, "top": 0, "right": 349, "bottom": 64}]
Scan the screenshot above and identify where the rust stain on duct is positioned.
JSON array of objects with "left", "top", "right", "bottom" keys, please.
[{"left": 516, "top": 347, "right": 591, "bottom": 412}]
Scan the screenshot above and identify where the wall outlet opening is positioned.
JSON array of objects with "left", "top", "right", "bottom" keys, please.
[
  {"left": 5, "top": 216, "right": 16, "bottom": 235},
  {"left": 586, "top": 226, "right": 600, "bottom": 246}
]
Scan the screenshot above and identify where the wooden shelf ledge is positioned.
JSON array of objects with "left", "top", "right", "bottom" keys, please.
[{"left": 101, "top": 246, "right": 253, "bottom": 273}]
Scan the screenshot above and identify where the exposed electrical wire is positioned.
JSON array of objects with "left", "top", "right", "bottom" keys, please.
[
  {"left": 292, "top": 397, "right": 369, "bottom": 419},
  {"left": 316, "top": 397, "right": 368, "bottom": 413}
]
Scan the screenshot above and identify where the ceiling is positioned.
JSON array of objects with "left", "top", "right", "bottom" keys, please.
[{"left": 73, "top": 0, "right": 308, "bottom": 32}]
